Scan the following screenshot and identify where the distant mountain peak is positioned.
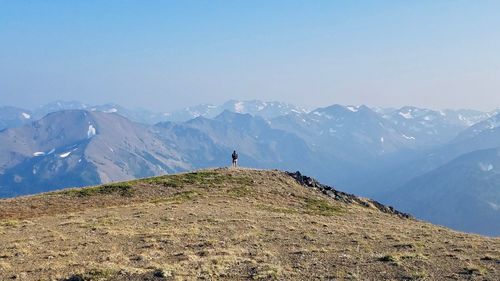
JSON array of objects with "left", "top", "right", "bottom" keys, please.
[{"left": 163, "top": 99, "right": 307, "bottom": 122}]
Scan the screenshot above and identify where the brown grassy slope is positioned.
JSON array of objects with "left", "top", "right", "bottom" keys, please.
[{"left": 0, "top": 168, "right": 498, "bottom": 281}]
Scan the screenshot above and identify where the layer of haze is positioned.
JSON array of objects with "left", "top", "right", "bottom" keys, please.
[{"left": 1, "top": 1, "right": 500, "bottom": 112}]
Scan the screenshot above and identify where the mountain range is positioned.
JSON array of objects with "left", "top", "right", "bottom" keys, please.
[
  {"left": 1, "top": 100, "right": 500, "bottom": 236},
  {"left": 0, "top": 100, "right": 307, "bottom": 131}
]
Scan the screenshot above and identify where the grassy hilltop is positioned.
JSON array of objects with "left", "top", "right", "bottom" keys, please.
[{"left": 0, "top": 168, "right": 498, "bottom": 280}]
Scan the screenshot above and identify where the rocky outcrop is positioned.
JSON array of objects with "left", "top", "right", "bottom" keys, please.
[{"left": 287, "top": 171, "right": 412, "bottom": 219}]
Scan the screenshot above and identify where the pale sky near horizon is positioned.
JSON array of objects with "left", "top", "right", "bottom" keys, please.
[{"left": 1, "top": 1, "right": 500, "bottom": 112}]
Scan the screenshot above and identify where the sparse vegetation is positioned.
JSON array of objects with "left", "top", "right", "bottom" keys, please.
[
  {"left": 257, "top": 204, "right": 298, "bottom": 215},
  {"left": 65, "top": 268, "right": 118, "bottom": 281},
  {"left": 167, "top": 190, "right": 200, "bottom": 203},
  {"left": 409, "top": 270, "right": 429, "bottom": 280},
  {"left": 463, "top": 264, "right": 488, "bottom": 275},
  {"left": 379, "top": 254, "right": 400, "bottom": 264},
  {"left": 0, "top": 219, "right": 19, "bottom": 228},
  {"left": 481, "top": 254, "right": 499, "bottom": 261},
  {"left": 378, "top": 251, "right": 430, "bottom": 270},
  {"left": 0, "top": 168, "right": 498, "bottom": 280},
  {"left": 144, "top": 171, "right": 226, "bottom": 187},
  {"left": 142, "top": 171, "right": 254, "bottom": 192},
  {"left": 227, "top": 186, "right": 252, "bottom": 197},
  {"left": 304, "top": 197, "right": 342, "bottom": 216},
  {"left": 63, "top": 182, "right": 134, "bottom": 197},
  {"left": 251, "top": 264, "right": 282, "bottom": 280}
]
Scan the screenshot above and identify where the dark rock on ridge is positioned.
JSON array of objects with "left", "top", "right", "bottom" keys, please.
[{"left": 287, "top": 171, "right": 412, "bottom": 219}]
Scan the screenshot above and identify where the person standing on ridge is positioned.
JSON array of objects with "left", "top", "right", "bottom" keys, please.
[{"left": 231, "top": 150, "right": 238, "bottom": 167}]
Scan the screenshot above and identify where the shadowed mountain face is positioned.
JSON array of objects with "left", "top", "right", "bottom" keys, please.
[
  {"left": 381, "top": 107, "right": 469, "bottom": 147},
  {"left": 0, "top": 110, "right": 317, "bottom": 197},
  {"left": 154, "top": 111, "right": 320, "bottom": 176},
  {"left": 185, "top": 111, "right": 315, "bottom": 168},
  {"left": 0, "top": 110, "right": 188, "bottom": 197},
  {"left": 389, "top": 148, "right": 500, "bottom": 236},
  {"left": 377, "top": 115, "right": 500, "bottom": 236},
  {"left": 367, "top": 113, "right": 500, "bottom": 197},
  {"left": 271, "top": 105, "right": 411, "bottom": 161}
]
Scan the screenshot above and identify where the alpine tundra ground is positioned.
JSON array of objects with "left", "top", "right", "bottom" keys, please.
[{"left": 0, "top": 168, "right": 498, "bottom": 280}]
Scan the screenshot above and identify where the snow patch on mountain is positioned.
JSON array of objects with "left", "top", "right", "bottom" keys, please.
[
  {"left": 105, "top": 144, "right": 114, "bottom": 152},
  {"left": 312, "top": 111, "right": 333, "bottom": 120},
  {"left": 346, "top": 106, "right": 358, "bottom": 112},
  {"left": 234, "top": 102, "right": 244, "bottom": 113},
  {"left": 458, "top": 115, "right": 467, "bottom": 122},
  {"left": 402, "top": 134, "right": 415, "bottom": 140},
  {"left": 87, "top": 124, "right": 96, "bottom": 138},
  {"left": 22, "top": 113, "right": 31, "bottom": 119},
  {"left": 485, "top": 118, "right": 500, "bottom": 129},
  {"left": 399, "top": 111, "right": 413, "bottom": 119},
  {"left": 104, "top": 108, "right": 118, "bottom": 113},
  {"left": 488, "top": 202, "right": 500, "bottom": 211},
  {"left": 478, "top": 162, "right": 494, "bottom": 172},
  {"left": 33, "top": 152, "right": 45, "bottom": 157},
  {"left": 59, "top": 148, "right": 78, "bottom": 158},
  {"left": 59, "top": 151, "right": 72, "bottom": 158}
]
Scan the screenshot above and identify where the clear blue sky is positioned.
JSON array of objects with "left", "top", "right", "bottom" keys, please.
[{"left": 1, "top": 1, "right": 500, "bottom": 111}]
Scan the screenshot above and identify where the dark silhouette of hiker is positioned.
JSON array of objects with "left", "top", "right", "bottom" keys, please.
[{"left": 231, "top": 150, "right": 238, "bottom": 167}]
